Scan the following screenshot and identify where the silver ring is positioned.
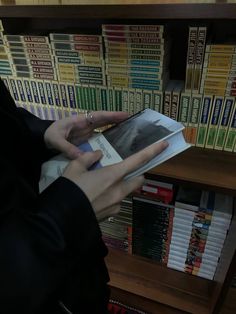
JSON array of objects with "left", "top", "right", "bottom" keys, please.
[{"left": 85, "top": 110, "right": 94, "bottom": 125}]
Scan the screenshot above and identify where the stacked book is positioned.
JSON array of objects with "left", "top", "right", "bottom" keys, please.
[
  {"left": 200, "top": 44, "right": 236, "bottom": 97},
  {"left": 0, "top": 20, "right": 13, "bottom": 77},
  {"left": 167, "top": 186, "right": 233, "bottom": 279},
  {"left": 50, "top": 33, "right": 105, "bottom": 86},
  {"left": 4, "top": 34, "right": 56, "bottom": 81},
  {"left": 102, "top": 24, "right": 170, "bottom": 93},
  {"left": 100, "top": 197, "right": 133, "bottom": 253},
  {"left": 132, "top": 180, "right": 174, "bottom": 263}
]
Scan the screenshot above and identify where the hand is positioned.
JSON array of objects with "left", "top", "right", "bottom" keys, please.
[
  {"left": 44, "top": 111, "right": 129, "bottom": 159},
  {"left": 62, "top": 141, "right": 168, "bottom": 221}
]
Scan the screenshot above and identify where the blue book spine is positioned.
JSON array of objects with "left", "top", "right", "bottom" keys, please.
[
  {"left": 9, "top": 78, "right": 20, "bottom": 102},
  {"left": 23, "top": 79, "right": 34, "bottom": 103},
  {"left": 37, "top": 81, "right": 47, "bottom": 105},
  {"left": 59, "top": 83, "right": 69, "bottom": 108},
  {"left": 30, "top": 80, "right": 40, "bottom": 104},
  {"left": 67, "top": 84, "right": 77, "bottom": 109},
  {"left": 16, "top": 79, "right": 26, "bottom": 102}
]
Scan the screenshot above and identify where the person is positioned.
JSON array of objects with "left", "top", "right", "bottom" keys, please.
[{"left": 0, "top": 78, "right": 168, "bottom": 314}]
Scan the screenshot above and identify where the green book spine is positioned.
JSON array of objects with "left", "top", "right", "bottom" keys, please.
[
  {"left": 188, "top": 94, "right": 202, "bottom": 145},
  {"left": 128, "top": 89, "right": 136, "bottom": 114},
  {"left": 108, "top": 87, "right": 114, "bottom": 111},
  {"left": 153, "top": 90, "right": 163, "bottom": 113},
  {"left": 101, "top": 86, "right": 108, "bottom": 110},
  {"left": 214, "top": 97, "right": 235, "bottom": 150},
  {"left": 178, "top": 92, "right": 192, "bottom": 141},
  {"left": 122, "top": 88, "right": 129, "bottom": 112},
  {"left": 205, "top": 96, "right": 224, "bottom": 149},
  {"left": 114, "top": 87, "right": 122, "bottom": 111},
  {"left": 196, "top": 95, "right": 213, "bottom": 147},
  {"left": 135, "top": 89, "right": 143, "bottom": 113},
  {"left": 224, "top": 102, "right": 236, "bottom": 151},
  {"left": 143, "top": 89, "right": 153, "bottom": 109}
]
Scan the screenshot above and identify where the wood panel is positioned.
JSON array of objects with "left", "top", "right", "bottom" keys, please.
[
  {"left": 149, "top": 147, "right": 236, "bottom": 195},
  {"left": 210, "top": 209, "right": 236, "bottom": 313},
  {"left": 1, "top": 3, "right": 236, "bottom": 19},
  {"left": 106, "top": 249, "right": 212, "bottom": 313},
  {"left": 110, "top": 287, "right": 188, "bottom": 314}
]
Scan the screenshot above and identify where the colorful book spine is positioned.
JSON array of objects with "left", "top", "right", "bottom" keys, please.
[
  {"left": 196, "top": 95, "right": 213, "bottom": 147},
  {"left": 187, "top": 94, "right": 202, "bottom": 145},
  {"left": 178, "top": 92, "right": 192, "bottom": 141},
  {"left": 102, "top": 24, "right": 164, "bottom": 32},
  {"left": 185, "top": 27, "right": 198, "bottom": 91},
  {"left": 214, "top": 97, "right": 235, "bottom": 150},
  {"left": 192, "top": 27, "right": 207, "bottom": 92},
  {"left": 224, "top": 102, "right": 236, "bottom": 152},
  {"left": 205, "top": 96, "right": 224, "bottom": 149}
]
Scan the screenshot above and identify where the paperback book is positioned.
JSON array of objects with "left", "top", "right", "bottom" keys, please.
[{"left": 39, "top": 109, "right": 190, "bottom": 191}]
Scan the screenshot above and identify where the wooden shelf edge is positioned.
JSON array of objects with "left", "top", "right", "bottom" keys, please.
[
  {"left": 1, "top": 4, "right": 236, "bottom": 19},
  {"left": 106, "top": 248, "right": 212, "bottom": 314},
  {"left": 148, "top": 147, "right": 236, "bottom": 195}
]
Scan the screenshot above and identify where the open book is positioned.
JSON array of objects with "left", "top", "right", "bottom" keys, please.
[{"left": 39, "top": 109, "right": 191, "bottom": 192}]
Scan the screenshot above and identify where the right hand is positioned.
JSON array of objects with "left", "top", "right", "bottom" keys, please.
[{"left": 62, "top": 141, "right": 168, "bottom": 221}]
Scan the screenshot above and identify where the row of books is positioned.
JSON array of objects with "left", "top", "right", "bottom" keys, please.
[
  {"left": 165, "top": 82, "right": 236, "bottom": 152},
  {"left": 0, "top": 20, "right": 172, "bottom": 90},
  {"left": 0, "top": 75, "right": 163, "bottom": 116},
  {"left": 100, "top": 178, "right": 233, "bottom": 280},
  {"left": 185, "top": 25, "right": 236, "bottom": 98},
  {"left": 200, "top": 44, "right": 236, "bottom": 97},
  {"left": 102, "top": 24, "right": 170, "bottom": 91},
  {"left": 2, "top": 75, "right": 236, "bottom": 152}
]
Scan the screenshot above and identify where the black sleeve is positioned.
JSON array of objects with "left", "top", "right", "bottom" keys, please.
[
  {"left": 0, "top": 78, "right": 55, "bottom": 162},
  {"left": 0, "top": 176, "right": 106, "bottom": 314},
  {"left": 16, "top": 107, "right": 57, "bottom": 162}
]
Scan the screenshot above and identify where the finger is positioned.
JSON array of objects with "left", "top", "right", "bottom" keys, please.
[
  {"left": 53, "top": 138, "right": 82, "bottom": 159},
  {"left": 91, "top": 111, "right": 129, "bottom": 129},
  {"left": 95, "top": 204, "right": 120, "bottom": 222},
  {"left": 62, "top": 150, "right": 103, "bottom": 182},
  {"left": 93, "top": 175, "right": 144, "bottom": 213},
  {"left": 115, "top": 140, "right": 169, "bottom": 179},
  {"left": 75, "top": 150, "right": 103, "bottom": 169},
  {"left": 77, "top": 141, "right": 167, "bottom": 201}
]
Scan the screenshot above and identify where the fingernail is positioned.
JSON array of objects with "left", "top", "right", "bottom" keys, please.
[{"left": 162, "top": 141, "right": 169, "bottom": 148}]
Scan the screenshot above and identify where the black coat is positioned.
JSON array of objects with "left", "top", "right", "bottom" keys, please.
[{"left": 0, "top": 80, "right": 110, "bottom": 314}]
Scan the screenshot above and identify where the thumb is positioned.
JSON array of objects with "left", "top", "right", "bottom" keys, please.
[{"left": 55, "top": 139, "right": 82, "bottom": 159}]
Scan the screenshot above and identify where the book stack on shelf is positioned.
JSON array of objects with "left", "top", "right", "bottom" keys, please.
[
  {"left": 200, "top": 44, "right": 236, "bottom": 97},
  {"left": 167, "top": 186, "right": 233, "bottom": 280},
  {"left": 102, "top": 24, "right": 169, "bottom": 92},
  {"left": 178, "top": 26, "right": 236, "bottom": 152},
  {"left": 0, "top": 17, "right": 236, "bottom": 153},
  {"left": 132, "top": 180, "right": 174, "bottom": 264},
  {"left": 102, "top": 177, "right": 233, "bottom": 281},
  {"left": 100, "top": 197, "right": 133, "bottom": 254},
  {"left": 4, "top": 34, "right": 57, "bottom": 81},
  {"left": 49, "top": 33, "right": 105, "bottom": 86}
]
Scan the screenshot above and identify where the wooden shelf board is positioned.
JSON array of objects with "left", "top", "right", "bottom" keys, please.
[
  {"left": 1, "top": 3, "right": 236, "bottom": 19},
  {"left": 106, "top": 248, "right": 212, "bottom": 314},
  {"left": 149, "top": 147, "right": 236, "bottom": 194}
]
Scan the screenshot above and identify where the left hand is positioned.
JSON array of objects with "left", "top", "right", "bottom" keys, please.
[{"left": 44, "top": 111, "right": 129, "bottom": 159}]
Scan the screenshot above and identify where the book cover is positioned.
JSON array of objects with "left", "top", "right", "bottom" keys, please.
[{"left": 39, "top": 109, "right": 190, "bottom": 191}]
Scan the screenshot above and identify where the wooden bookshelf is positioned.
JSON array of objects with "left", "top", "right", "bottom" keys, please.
[
  {"left": 150, "top": 147, "right": 236, "bottom": 195},
  {"left": 1, "top": 2, "right": 236, "bottom": 313},
  {"left": 106, "top": 249, "right": 211, "bottom": 314},
  {"left": 0, "top": 3, "right": 236, "bottom": 19}
]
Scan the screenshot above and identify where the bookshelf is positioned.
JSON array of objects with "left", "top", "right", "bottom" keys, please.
[{"left": 0, "top": 1, "right": 236, "bottom": 313}]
